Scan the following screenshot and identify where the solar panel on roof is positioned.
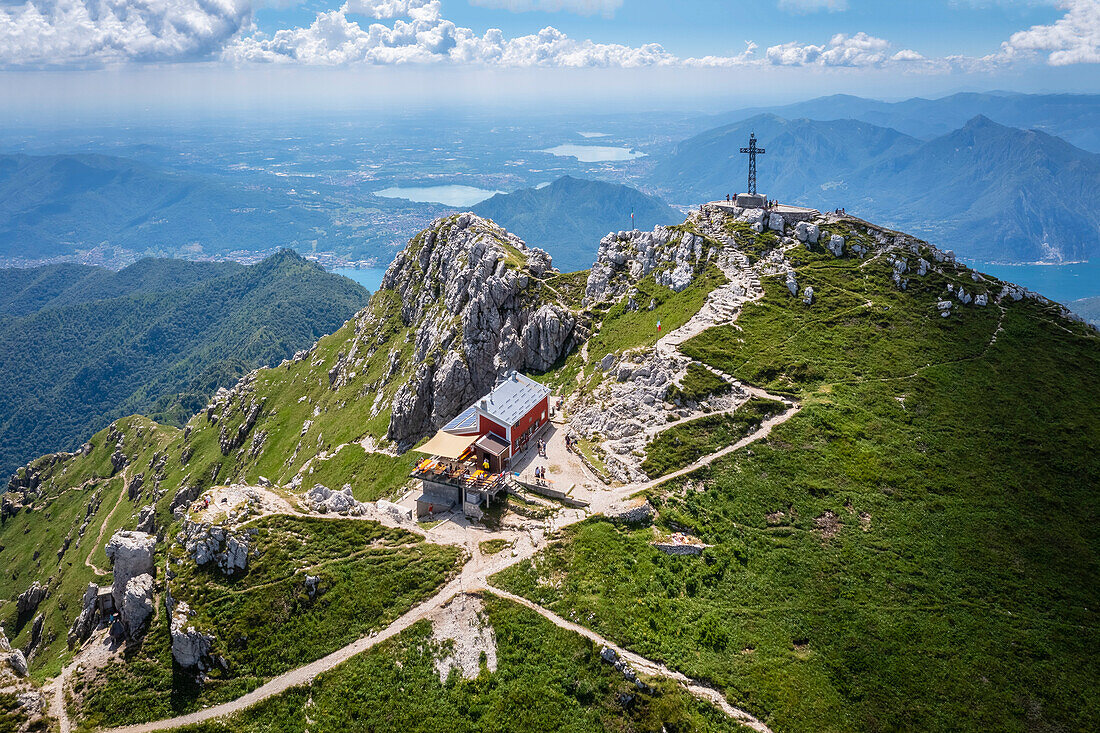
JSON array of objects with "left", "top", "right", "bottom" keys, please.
[{"left": 442, "top": 405, "right": 479, "bottom": 433}]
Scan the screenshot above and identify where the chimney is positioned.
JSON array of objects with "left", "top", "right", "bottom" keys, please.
[
  {"left": 479, "top": 399, "right": 487, "bottom": 410},
  {"left": 511, "top": 371, "right": 518, "bottom": 381}
]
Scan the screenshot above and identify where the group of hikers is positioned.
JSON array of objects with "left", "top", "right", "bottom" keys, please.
[{"left": 834, "top": 207, "right": 847, "bottom": 214}]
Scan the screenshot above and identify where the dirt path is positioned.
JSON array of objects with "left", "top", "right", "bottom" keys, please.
[
  {"left": 635, "top": 401, "right": 801, "bottom": 492},
  {"left": 97, "top": 518, "right": 769, "bottom": 733},
  {"left": 489, "top": 587, "right": 773, "bottom": 733},
  {"left": 73, "top": 221, "right": 794, "bottom": 733},
  {"left": 84, "top": 472, "right": 130, "bottom": 577}
]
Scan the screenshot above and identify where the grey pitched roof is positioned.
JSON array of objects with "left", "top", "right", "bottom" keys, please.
[{"left": 477, "top": 371, "right": 550, "bottom": 428}]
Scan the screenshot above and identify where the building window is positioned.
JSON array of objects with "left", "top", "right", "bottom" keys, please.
[{"left": 541, "top": 410, "right": 546, "bottom": 421}]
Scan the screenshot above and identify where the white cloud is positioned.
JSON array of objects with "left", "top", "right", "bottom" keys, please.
[
  {"left": 0, "top": 0, "right": 251, "bottom": 67},
  {"left": 765, "top": 32, "right": 893, "bottom": 66},
  {"left": 1000, "top": 0, "right": 1100, "bottom": 64},
  {"left": 225, "top": 2, "right": 676, "bottom": 65},
  {"left": 777, "top": 0, "right": 848, "bottom": 13},
  {"left": 468, "top": 0, "right": 623, "bottom": 18},
  {"left": 1, "top": 0, "right": 1095, "bottom": 71},
  {"left": 344, "top": 0, "right": 437, "bottom": 19}
]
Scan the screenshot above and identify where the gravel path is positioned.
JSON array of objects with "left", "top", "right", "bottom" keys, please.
[{"left": 60, "top": 224, "right": 797, "bottom": 733}]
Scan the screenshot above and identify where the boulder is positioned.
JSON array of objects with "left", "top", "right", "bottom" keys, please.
[
  {"left": 767, "top": 213, "right": 784, "bottom": 232},
  {"left": 305, "top": 575, "right": 321, "bottom": 598},
  {"left": 304, "top": 484, "right": 362, "bottom": 515},
  {"left": 105, "top": 530, "right": 156, "bottom": 611},
  {"left": 957, "top": 289, "right": 973, "bottom": 305},
  {"left": 170, "top": 601, "right": 213, "bottom": 669},
  {"left": 605, "top": 499, "right": 655, "bottom": 524},
  {"left": 802, "top": 286, "right": 815, "bottom": 305},
  {"left": 826, "top": 234, "right": 845, "bottom": 257},
  {"left": 785, "top": 271, "right": 798, "bottom": 297},
  {"left": 975, "top": 293, "right": 988, "bottom": 306},
  {"left": 121, "top": 574, "right": 154, "bottom": 639},
  {"left": 6, "top": 649, "right": 28, "bottom": 677},
  {"left": 794, "top": 221, "right": 820, "bottom": 243}
]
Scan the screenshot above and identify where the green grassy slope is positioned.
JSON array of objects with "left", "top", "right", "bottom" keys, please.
[
  {"left": 71, "top": 516, "right": 463, "bottom": 729},
  {"left": 494, "top": 226, "right": 1100, "bottom": 731},
  {"left": 0, "top": 251, "right": 370, "bottom": 478},
  {"left": 174, "top": 594, "right": 750, "bottom": 733}
]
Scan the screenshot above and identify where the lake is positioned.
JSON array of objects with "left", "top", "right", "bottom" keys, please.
[
  {"left": 973, "top": 260, "right": 1100, "bottom": 304},
  {"left": 539, "top": 144, "right": 647, "bottom": 162},
  {"left": 332, "top": 267, "right": 387, "bottom": 292},
  {"left": 372, "top": 185, "right": 503, "bottom": 207}
]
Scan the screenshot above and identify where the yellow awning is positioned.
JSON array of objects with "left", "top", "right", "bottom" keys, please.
[{"left": 413, "top": 430, "right": 479, "bottom": 460}]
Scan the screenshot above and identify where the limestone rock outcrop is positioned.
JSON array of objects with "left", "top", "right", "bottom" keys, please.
[
  {"left": 304, "top": 484, "right": 369, "bottom": 516},
  {"left": 105, "top": 530, "right": 156, "bottom": 611},
  {"left": 827, "top": 234, "right": 845, "bottom": 257},
  {"left": 169, "top": 600, "right": 213, "bottom": 669},
  {"left": 794, "top": 221, "right": 820, "bottom": 244},
  {"left": 383, "top": 213, "right": 577, "bottom": 447},
  {"left": 179, "top": 521, "right": 250, "bottom": 575},
  {"left": 121, "top": 574, "right": 154, "bottom": 639},
  {"left": 16, "top": 582, "right": 47, "bottom": 619},
  {"left": 586, "top": 226, "right": 708, "bottom": 303},
  {"left": 68, "top": 584, "right": 100, "bottom": 648}
]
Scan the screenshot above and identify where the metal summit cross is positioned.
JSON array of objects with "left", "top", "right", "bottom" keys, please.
[{"left": 739, "top": 132, "right": 765, "bottom": 195}]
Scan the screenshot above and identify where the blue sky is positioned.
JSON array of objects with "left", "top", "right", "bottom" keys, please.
[
  {"left": 0, "top": 0, "right": 1096, "bottom": 115},
  {"left": 250, "top": 0, "right": 1065, "bottom": 60}
]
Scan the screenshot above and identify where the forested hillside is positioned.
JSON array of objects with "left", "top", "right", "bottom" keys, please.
[
  {"left": 0, "top": 154, "right": 351, "bottom": 262},
  {"left": 0, "top": 252, "right": 368, "bottom": 477}
]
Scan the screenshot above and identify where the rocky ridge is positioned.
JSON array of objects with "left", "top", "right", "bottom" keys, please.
[{"left": 383, "top": 213, "right": 578, "bottom": 447}]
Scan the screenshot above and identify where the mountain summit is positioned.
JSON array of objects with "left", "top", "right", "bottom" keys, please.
[{"left": 1, "top": 202, "right": 1097, "bottom": 733}]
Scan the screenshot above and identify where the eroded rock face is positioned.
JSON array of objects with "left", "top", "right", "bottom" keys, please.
[
  {"left": 169, "top": 601, "right": 213, "bottom": 669},
  {"left": 121, "top": 574, "right": 154, "bottom": 639},
  {"left": 68, "top": 584, "right": 100, "bottom": 648},
  {"left": 180, "top": 521, "right": 250, "bottom": 575},
  {"left": 383, "top": 214, "right": 576, "bottom": 447},
  {"left": 16, "top": 582, "right": 47, "bottom": 619},
  {"left": 105, "top": 530, "right": 156, "bottom": 611},
  {"left": 586, "top": 226, "right": 708, "bottom": 304},
  {"left": 136, "top": 504, "right": 157, "bottom": 534}
]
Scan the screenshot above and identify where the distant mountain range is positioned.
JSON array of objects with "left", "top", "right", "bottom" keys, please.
[
  {"left": 652, "top": 114, "right": 1100, "bottom": 263},
  {"left": 472, "top": 176, "right": 680, "bottom": 272},
  {"left": 0, "top": 251, "right": 369, "bottom": 478},
  {"left": 705, "top": 92, "right": 1100, "bottom": 153},
  {"left": 0, "top": 153, "right": 352, "bottom": 264}
]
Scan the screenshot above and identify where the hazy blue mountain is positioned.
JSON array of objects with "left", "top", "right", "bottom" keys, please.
[
  {"left": 653, "top": 114, "right": 1100, "bottom": 263},
  {"left": 472, "top": 176, "right": 680, "bottom": 272},
  {"left": 1072, "top": 296, "right": 1100, "bottom": 326},
  {"left": 0, "top": 251, "right": 369, "bottom": 477},
  {"left": 0, "top": 153, "right": 349, "bottom": 262},
  {"left": 706, "top": 92, "right": 1100, "bottom": 153},
  {"left": 854, "top": 116, "right": 1100, "bottom": 262}
]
